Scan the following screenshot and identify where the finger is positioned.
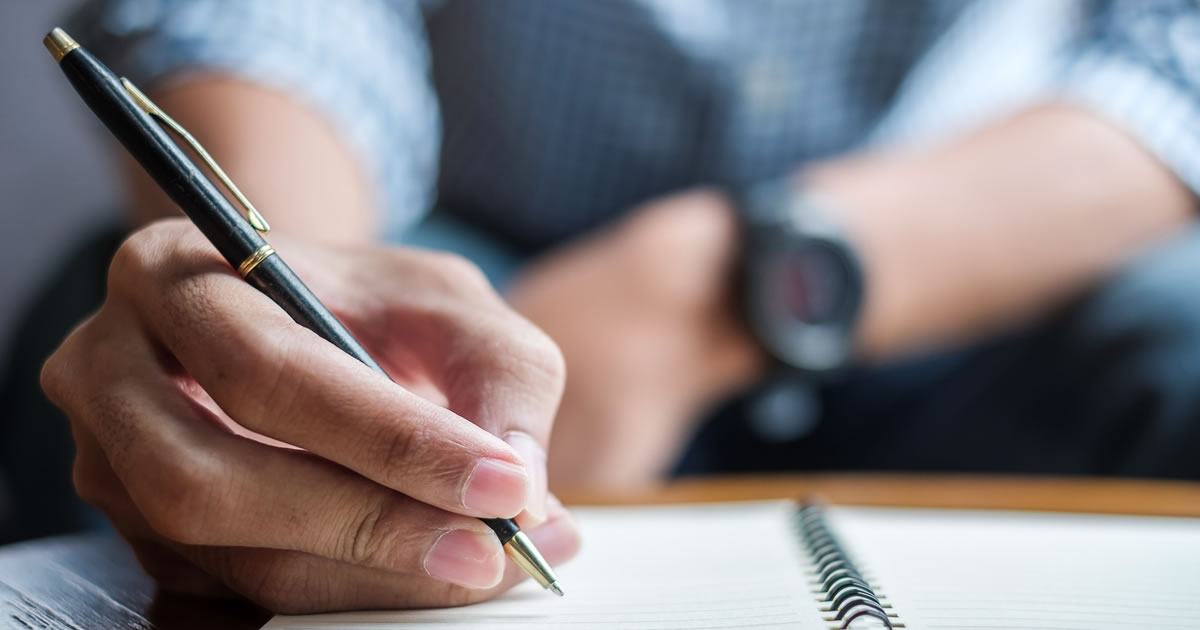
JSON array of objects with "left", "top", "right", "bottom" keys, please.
[
  {"left": 60, "top": 313, "right": 511, "bottom": 589},
  {"left": 287, "top": 243, "right": 566, "bottom": 523},
  {"left": 107, "top": 221, "right": 531, "bottom": 519},
  {"left": 68, "top": 425, "right": 235, "bottom": 598},
  {"left": 284, "top": 243, "right": 566, "bottom": 525},
  {"left": 439, "top": 314, "right": 566, "bottom": 525},
  {"left": 177, "top": 499, "right": 581, "bottom": 613},
  {"left": 65, "top": 338, "right": 581, "bottom": 609}
]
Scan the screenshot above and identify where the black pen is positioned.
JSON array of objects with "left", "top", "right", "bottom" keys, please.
[{"left": 43, "top": 27, "right": 562, "bottom": 597}]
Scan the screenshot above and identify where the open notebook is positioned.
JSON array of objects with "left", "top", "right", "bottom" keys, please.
[{"left": 264, "top": 501, "right": 1200, "bottom": 629}]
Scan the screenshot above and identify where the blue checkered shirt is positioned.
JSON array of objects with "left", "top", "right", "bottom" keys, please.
[{"left": 75, "top": 0, "right": 1200, "bottom": 250}]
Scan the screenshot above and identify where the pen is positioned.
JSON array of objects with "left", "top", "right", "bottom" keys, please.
[{"left": 43, "top": 27, "right": 563, "bottom": 597}]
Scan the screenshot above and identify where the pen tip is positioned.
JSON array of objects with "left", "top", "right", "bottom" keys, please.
[
  {"left": 549, "top": 582, "right": 564, "bottom": 597},
  {"left": 44, "top": 27, "right": 80, "bottom": 63}
]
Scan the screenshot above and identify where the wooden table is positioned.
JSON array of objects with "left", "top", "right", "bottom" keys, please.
[{"left": 3, "top": 474, "right": 1198, "bottom": 630}]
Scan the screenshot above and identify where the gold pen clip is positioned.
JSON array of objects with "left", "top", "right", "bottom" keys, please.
[{"left": 121, "top": 78, "right": 271, "bottom": 234}]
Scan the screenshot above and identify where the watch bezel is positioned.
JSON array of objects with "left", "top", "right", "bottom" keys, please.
[{"left": 739, "top": 182, "right": 864, "bottom": 378}]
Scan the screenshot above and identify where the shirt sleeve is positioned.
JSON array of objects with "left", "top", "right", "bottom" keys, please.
[
  {"left": 1058, "top": 0, "right": 1200, "bottom": 198},
  {"left": 68, "top": 0, "right": 441, "bottom": 235}
]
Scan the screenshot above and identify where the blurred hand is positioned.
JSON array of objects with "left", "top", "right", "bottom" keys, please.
[
  {"left": 508, "top": 190, "right": 765, "bottom": 488},
  {"left": 41, "top": 219, "right": 580, "bottom": 613}
]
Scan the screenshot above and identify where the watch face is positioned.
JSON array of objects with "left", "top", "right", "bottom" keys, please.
[
  {"left": 773, "top": 241, "right": 851, "bottom": 325},
  {"left": 750, "top": 235, "right": 861, "bottom": 373}
]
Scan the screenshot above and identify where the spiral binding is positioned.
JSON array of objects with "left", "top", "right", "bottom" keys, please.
[{"left": 796, "top": 503, "right": 904, "bottom": 629}]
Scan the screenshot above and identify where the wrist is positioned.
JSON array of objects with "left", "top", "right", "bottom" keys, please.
[
  {"left": 735, "top": 176, "right": 865, "bottom": 378},
  {"left": 800, "top": 158, "right": 929, "bottom": 359}
]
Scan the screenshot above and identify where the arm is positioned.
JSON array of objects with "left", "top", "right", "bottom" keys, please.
[
  {"left": 74, "top": 0, "right": 442, "bottom": 243},
  {"left": 525, "top": 104, "right": 1194, "bottom": 489},
  {"left": 821, "top": 0, "right": 1200, "bottom": 357},
  {"left": 528, "top": 3, "right": 1200, "bottom": 488},
  {"left": 530, "top": 104, "right": 1193, "bottom": 488},
  {"left": 125, "top": 77, "right": 376, "bottom": 243},
  {"left": 815, "top": 103, "right": 1196, "bottom": 359}
]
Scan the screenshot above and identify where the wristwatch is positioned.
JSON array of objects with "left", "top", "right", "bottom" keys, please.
[{"left": 736, "top": 176, "right": 864, "bottom": 380}]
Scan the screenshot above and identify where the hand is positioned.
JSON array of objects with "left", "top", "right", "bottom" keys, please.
[
  {"left": 41, "top": 219, "right": 580, "bottom": 612},
  {"left": 508, "top": 190, "right": 765, "bottom": 488}
]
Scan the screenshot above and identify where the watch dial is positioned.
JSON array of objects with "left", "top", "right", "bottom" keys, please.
[{"left": 772, "top": 242, "right": 848, "bottom": 324}]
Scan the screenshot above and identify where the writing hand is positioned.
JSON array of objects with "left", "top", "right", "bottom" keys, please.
[{"left": 42, "top": 219, "right": 580, "bottom": 612}]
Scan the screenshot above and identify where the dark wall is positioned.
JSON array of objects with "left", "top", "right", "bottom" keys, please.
[{"left": 0, "top": 1, "right": 120, "bottom": 383}]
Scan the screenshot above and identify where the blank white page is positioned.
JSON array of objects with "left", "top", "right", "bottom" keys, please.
[
  {"left": 828, "top": 507, "right": 1200, "bottom": 630},
  {"left": 264, "top": 501, "right": 827, "bottom": 630}
]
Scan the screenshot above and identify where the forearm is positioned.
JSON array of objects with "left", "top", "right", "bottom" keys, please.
[
  {"left": 124, "top": 76, "right": 377, "bottom": 244},
  {"left": 811, "top": 104, "right": 1197, "bottom": 359}
]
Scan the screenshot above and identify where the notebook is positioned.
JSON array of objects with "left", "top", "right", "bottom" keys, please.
[{"left": 264, "top": 501, "right": 1200, "bottom": 629}]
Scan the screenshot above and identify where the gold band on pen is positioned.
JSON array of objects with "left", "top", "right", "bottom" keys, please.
[{"left": 238, "top": 244, "right": 276, "bottom": 277}]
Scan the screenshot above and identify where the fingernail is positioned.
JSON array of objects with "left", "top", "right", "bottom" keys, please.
[
  {"left": 424, "top": 529, "right": 504, "bottom": 589},
  {"left": 463, "top": 458, "right": 529, "bottom": 517},
  {"left": 505, "top": 431, "right": 547, "bottom": 524}
]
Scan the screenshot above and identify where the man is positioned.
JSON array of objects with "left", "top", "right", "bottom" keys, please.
[{"left": 39, "top": 0, "right": 1200, "bottom": 613}]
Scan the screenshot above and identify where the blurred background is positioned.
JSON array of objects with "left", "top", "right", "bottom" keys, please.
[
  {"left": 3, "top": 0, "right": 1198, "bottom": 554},
  {"left": 0, "top": 0, "right": 117, "bottom": 376},
  {"left": 0, "top": 0, "right": 118, "bottom": 543}
]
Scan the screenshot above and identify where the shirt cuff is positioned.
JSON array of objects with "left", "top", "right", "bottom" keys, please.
[{"left": 1059, "top": 49, "right": 1200, "bottom": 199}]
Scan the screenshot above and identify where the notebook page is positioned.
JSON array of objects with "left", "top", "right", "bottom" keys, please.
[
  {"left": 264, "top": 501, "right": 827, "bottom": 630},
  {"left": 828, "top": 507, "right": 1200, "bottom": 630}
]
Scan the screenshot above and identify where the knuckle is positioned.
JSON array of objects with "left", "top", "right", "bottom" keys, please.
[
  {"left": 74, "top": 391, "right": 223, "bottom": 545},
  {"left": 39, "top": 345, "right": 71, "bottom": 408},
  {"left": 109, "top": 219, "right": 223, "bottom": 309},
  {"left": 39, "top": 317, "right": 99, "bottom": 409},
  {"left": 342, "top": 499, "right": 392, "bottom": 567},
  {"left": 430, "top": 252, "right": 492, "bottom": 292},
  {"left": 340, "top": 496, "right": 453, "bottom": 575},
  {"left": 107, "top": 232, "right": 149, "bottom": 285},
  {"left": 524, "top": 326, "right": 568, "bottom": 389},
  {"left": 107, "top": 221, "right": 176, "bottom": 297},
  {"left": 41, "top": 309, "right": 126, "bottom": 413},
  {"left": 466, "top": 320, "right": 567, "bottom": 394},
  {"left": 140, "top": 454, "right": 224, "bottom": 544},
  {"left": 232, "top": 325, "right": 308, "bottom": 427},
  {"left": 370, "top": 422, "right": 426, "bottom": 489}
]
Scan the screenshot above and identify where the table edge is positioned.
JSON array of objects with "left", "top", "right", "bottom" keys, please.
[{"left": 557, "top": 473, "right": 1200, "bottom": 517}]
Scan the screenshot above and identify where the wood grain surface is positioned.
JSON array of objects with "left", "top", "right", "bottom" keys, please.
[{"left": 3, "top": 474, "right": 1198, "bottom": 629}]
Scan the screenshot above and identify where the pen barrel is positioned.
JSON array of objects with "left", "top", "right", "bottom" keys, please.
[
  {"left": 244, "top": 256, "right": 385, "bottom": 374},
  {"left": 55, "top": 46, "right": 265, "bottom": 268}
]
